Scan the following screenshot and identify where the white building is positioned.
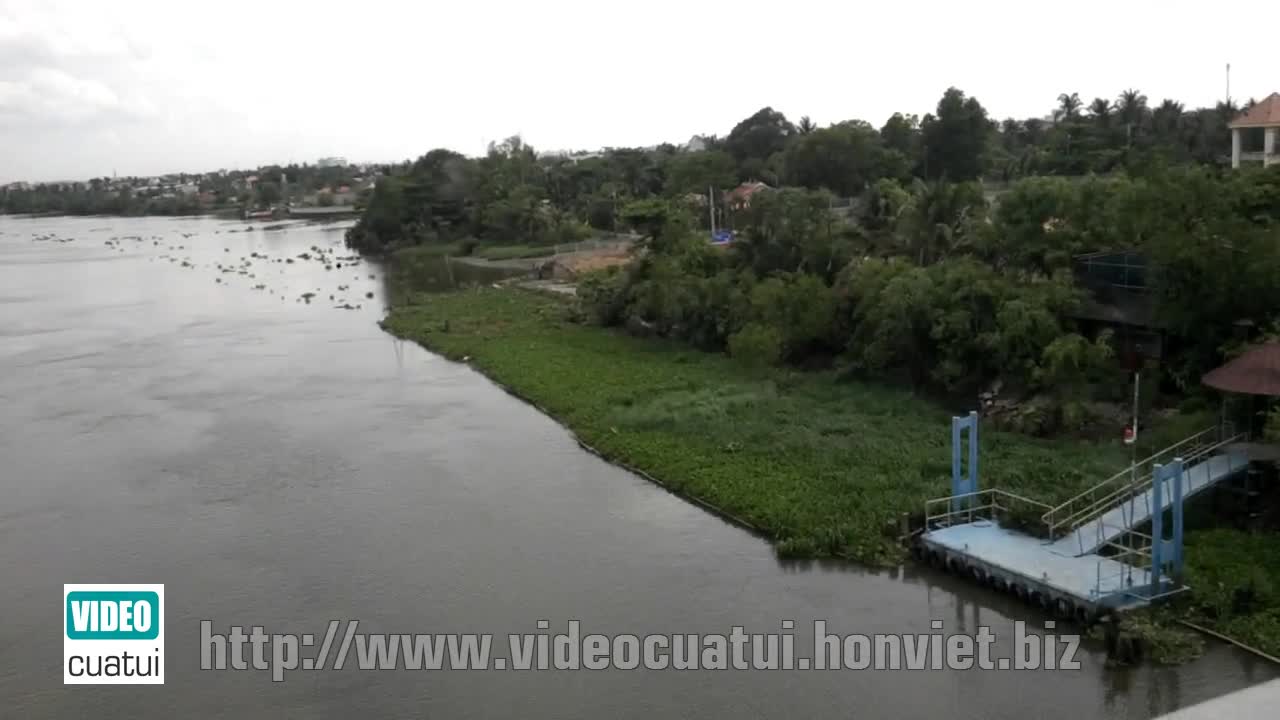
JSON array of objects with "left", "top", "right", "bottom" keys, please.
[{"left": 1230, "top": 93, "right": 1280, "bottom": 168}]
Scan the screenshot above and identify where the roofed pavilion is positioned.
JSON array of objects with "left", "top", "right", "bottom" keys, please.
[{"left": 1230, "top": 93, "right": 1280, "bottom": 168}]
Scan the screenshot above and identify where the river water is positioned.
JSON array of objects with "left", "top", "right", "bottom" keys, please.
[{"left": 0, "top": 215, "right": 1273, "bottom": 719}]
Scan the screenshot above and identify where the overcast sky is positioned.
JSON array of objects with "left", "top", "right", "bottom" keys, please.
[{"left": 1, "top": 0, "right": 1273, "bottom": 182}]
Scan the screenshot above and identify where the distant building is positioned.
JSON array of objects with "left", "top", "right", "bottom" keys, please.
[
  {"left": 317, "top": 156, "right": 348, "bottom": 168},
  {"left": 683, "top": 135, "right": 709, "bottom": 153},
  {"left": 541, "top": 149, "right": 604, "bottom": 164},
  {"left": 725, "top": 181, "right": 771, "bottom": 210},
  {"left": 1230, "top": 93, "right": 1280, "bottom": 168}
]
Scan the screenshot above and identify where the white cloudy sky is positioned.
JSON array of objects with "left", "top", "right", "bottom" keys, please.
[{"left": 0, "top": 0, "right": 1274, "bottom": 182}]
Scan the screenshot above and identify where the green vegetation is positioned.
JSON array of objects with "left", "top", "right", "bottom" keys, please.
[
  {"left": 1183, "top": 529, "right": 1280, "bottom": 657},
  {"left": 382, "top": 287, "right": 1130, "bottom": 564},
  {"left": 344, "top": 89, "right": 1280, "bottom": 440},
  {"left": 358, "top": 86, "right": 1280, "bottom": 660}
]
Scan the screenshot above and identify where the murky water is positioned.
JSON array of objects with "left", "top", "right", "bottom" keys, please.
[{"left": 0, "top": 215, "right": 1274, "bottom": 719}]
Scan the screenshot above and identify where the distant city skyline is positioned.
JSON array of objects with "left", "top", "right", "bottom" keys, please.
[{"left": 2, "top": 0, "right": 1273, "bottom": 184}]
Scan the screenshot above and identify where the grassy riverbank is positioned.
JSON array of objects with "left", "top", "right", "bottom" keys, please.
[
  {"left": 383, "top": 286, "right": 1280, "bottom": 660},
  {"left": 382, "top": 286, "right": 1132, "bottom": 563}
]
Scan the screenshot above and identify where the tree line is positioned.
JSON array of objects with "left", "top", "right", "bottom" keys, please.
[
  {"left": 1, "top": 163, "right": 367, "bottom": 216},
  {"left": 342, "top": 86, "right": 1280, "bottom": 434},
  {"left": 346, "top": 86, "right": 1254, "bottom": 255}
]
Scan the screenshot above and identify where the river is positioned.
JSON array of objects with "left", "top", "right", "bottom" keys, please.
[{"left": 0, "top": 215, "right": 1274, "bottom": 718}]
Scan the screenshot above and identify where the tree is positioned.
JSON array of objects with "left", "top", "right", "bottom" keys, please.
[
  {"left": 735, "top": 188, "right": 847, "bottom": 278},
  {"left": 1056, "top": 92, "right": 1082, "bottom": 122},
  {"left": 724, "top": 107, "right": 796, "bottom": 171},
  {"left": 665, "top": 151, "right": 737, "bottom": 197},
  {"left": 797, "top": 116, "right": 817, "bottom": 135},
  {"left": 255, "top": 181, "right": 282, "bottom": 207},
  {"left": 1116, "top": 89, "right": 1149, "bottom": 146},
  {"left": 893, "top": 179, "right": 986, "bottom": 265},
  {"left": 1088, "top": 98, "right": 1113, "bottom": 128},
  {"left": 620, "top": 198, "right": 690, "bottom": 253},
  {"left": 880, "top": 113, "right": 922, "bottom": 173},
  {"left": 782, "top": 121, "right": 897, "bottom": 196},
  {"left": 920, "top": 88, "right": 991, "bottom": 181},
  {"left": 1152, "top": 99, "right": 1185, "bottom": 139}
]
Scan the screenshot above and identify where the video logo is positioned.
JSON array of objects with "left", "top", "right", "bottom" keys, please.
[{"left": 63, "top": 584, "right": 164, "bottom": 684}]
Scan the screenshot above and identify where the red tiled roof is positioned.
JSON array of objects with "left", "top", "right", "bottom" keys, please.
[
  {"left": 1229, "top": 93, "right": 1280, "bottom": 128},
  {"left": 1203, "top": 343, "right": 1280, "bottom": 396}
]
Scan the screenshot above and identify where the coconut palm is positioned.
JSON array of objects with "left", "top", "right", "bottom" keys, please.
[
  {"left": 1116, "top": 89, "right": 1149, "bottom": 127},
  {"left": 1152, "top": 99, "right": 1185, "bottom": 138},
  {"left": 797, "top": 116, "right": 817, "bottom": 135},
  {"left": 1055, "top": 92, "right": 1083, "bottom": 122},
  {"left": 1088, "top": 98, "right": 1114, "bottom": 128}
]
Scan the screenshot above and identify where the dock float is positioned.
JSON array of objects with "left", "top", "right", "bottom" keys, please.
[{"left": 917, "top": 413, "right": 1247, "bottom": 620}]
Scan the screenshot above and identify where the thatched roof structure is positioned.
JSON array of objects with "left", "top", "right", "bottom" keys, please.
[{"left": 1203, "top": 343, "right": 1280, "bottom": 396}]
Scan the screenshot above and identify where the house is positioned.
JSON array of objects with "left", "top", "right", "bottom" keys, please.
[
  {"left": 1070, "top": 250, "right": 1163, "bottom": 363},
  {"left": 724, "top": 181, "right": 770, "bottom": 211},
  {"left": 1230, "top": 93, "right": 1280, "bottom": 168}
]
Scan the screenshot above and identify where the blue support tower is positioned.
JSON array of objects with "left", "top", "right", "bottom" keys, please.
[
  {"left": 951, "top": 411, "right": 979, "bottom": 514},
  {"left": 1149, "top": 459, "right": 1186, "bottom": 596}
]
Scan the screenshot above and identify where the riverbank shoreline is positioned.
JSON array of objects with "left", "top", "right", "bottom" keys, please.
[{"left": 379, "top": 284, "right": 1280, "bottom": 662}]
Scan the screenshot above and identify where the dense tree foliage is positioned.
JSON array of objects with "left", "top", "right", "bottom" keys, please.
[
  {"left": 573, "top": 160, "right": 1280, "bottom": 435},
  {"left": 339, "top": 88, "right": 1280, "bottom": 435}
]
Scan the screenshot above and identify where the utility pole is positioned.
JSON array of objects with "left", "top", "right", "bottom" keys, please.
[
  {"left": 708, "top": 185, "right": 716, "bottom": 235},
  {"left": 1131, "top": 369, "right": 1140, "bottom": 475},
  {"left": 1227, "top": 63, "right": 1232, "bottom": 105}
]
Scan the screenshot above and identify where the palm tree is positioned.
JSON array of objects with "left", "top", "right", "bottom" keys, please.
[
  {"left": 1055, "top": 92, "right": 1082, "bottom": 122},
  {"left": 1116, "top": 89, "right": 1149, "bottom": 126},
  {"left": 897, "top": 179, "right": 974, "bottom": 266},
  {"left": 1152, "top": 99, "right": 1184, "bottom": 138},
  {"left": 797, "top": 116, "right": 817, "bottom": 135},
  {"left": 1088, "top": 97, "right": 1113, "bottom": 127},
  {"left": 1115, "top": 89, "right": 1149, "bottom": 147},
  {"left": 1000, "top": 118, "right": 1021, "bottom": 151}
]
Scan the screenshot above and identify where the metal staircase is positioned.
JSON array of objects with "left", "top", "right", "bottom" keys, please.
[{"left": 1041, "top": 424, "right": 1249, "bottom": 556}]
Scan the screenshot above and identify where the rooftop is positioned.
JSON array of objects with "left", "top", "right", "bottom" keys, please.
[
  {"left": 1228, "top": 92, "right": 1280, "bottom": 128},
  {"left": 1203, "top": 343, "right": 1280, "bottom": 396}
]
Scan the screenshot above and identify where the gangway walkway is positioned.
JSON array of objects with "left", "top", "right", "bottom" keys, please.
[
  {"left": 1049, "top": 452, "right": 1247, "bottom": 556},
  {"left": 919, "top": 414, "right": 1249, "bottom": 617}
]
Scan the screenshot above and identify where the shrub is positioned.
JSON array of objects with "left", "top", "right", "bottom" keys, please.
[
  {"left": 576, "top": 268, "right": 629, "bottom": 326},
  {"left": 728, "top": 323, "right": 783, "bottom": 368}
]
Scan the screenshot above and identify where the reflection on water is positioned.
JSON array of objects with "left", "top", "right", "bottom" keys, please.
[{"left": 0, "top": 214, "right": 1274, "bottom": 719}]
